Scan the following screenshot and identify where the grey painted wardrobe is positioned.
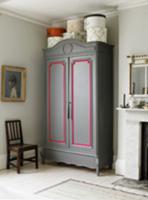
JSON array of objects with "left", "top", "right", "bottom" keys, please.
[{"left": 43, "top": 39, "right": 113, "bottom": 175}]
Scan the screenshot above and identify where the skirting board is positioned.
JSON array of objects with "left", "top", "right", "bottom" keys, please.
[
  {"left": 112, "top": 155, "right": 117, "bottom": 169},
  {"left": 115, "top": 159, "right": 125, "bottom": 176},
  {"left": 0, "top": 151, "right": 116, "bottom": 171},
  {"left": 0, "top": 154, "right": 6, "bottom": 169}
]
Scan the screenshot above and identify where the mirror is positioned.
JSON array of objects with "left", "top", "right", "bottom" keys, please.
[{"left": 130, "top": 66, "right": 145, "bottom": 94}]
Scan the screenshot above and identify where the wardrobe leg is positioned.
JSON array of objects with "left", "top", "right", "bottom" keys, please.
[{"left": 96, "top": 158, "right": 100, "bottom": 176}]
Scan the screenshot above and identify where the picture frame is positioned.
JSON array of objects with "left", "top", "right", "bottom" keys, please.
[{"left": 1, "top": 65, "right": 27, "bottom": 102}]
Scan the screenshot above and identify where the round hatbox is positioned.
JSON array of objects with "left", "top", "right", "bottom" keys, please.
[
  {"left": 84, "top": 14, "right": 106, "bottom": 30},
  {"left": 47, "top": 27, "right": 66, "bottom": 37},
  {"left": 67, "top": 18, "right": 84, "bottom": 33}
]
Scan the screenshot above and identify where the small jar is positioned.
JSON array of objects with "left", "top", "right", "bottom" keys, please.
[{"left": 128, "top": 95, "right": 137, "bottom": 108}]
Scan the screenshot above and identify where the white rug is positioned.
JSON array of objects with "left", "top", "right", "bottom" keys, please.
[{"left": 36, "top": 179, "right": 148, "bottom": 200}]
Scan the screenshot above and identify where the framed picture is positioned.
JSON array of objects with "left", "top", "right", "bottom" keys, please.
[{"left": 1, "top": 65, "right": 26, "bottom": 102}]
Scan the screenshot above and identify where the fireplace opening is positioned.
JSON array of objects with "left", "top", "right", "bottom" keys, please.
[{"left": 141, "top": 122, "right": 148, "bottom": 180}]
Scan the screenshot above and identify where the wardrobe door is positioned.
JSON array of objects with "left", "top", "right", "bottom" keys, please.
[
  {"left": 69, "top": 56, "right": 95, "bottom": 153},
  {"left": 47, "top": 59, "right": 68, "bottom": 148}
]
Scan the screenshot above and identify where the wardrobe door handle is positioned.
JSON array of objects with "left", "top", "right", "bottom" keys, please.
[
  {"left": 68, "top": 102, "right": 72, "bottom": 120},
  {"left": 70, "top": 102, "right": 72, "bottom": 120},
  {"left": 68, "top": 103, "right": 70, "bottom": 119}
]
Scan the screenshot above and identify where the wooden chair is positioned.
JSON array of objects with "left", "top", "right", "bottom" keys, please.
[{"left": 5, "top": 120, "right": 38, "bottom": 174}]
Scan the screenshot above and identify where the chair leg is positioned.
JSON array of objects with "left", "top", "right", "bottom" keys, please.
[
  {"left": 21, "top": 152, "right": 23, "bottom": 166},
  {"left": 7, "top": 150, "right": 10, "bottom": 169},
  {"left": 17, "top": 151, "right": 21, "bottom": 174},
  {"left": 35, "top": 146, "right": 38, "bottom": 169}
]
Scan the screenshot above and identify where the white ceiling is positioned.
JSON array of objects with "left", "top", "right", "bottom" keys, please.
[{"left": 0, "top": 0, "right": 147, "bottom": 26}]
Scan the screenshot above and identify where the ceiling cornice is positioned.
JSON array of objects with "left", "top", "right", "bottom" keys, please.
[
  {"left": 0, "top": 7, "right": 118, "bottom": 28},
  {"left": 0, "top": 0, "right": 148, "bottom": 27},
  {"left": 0, "top": 8, "right": 50, "bottom": 27},
  {"left": 117, "top": 0, "right": 148, "bottom": 10},
  {"left": 50, "top": 8, "right": 118, "bottom": 26}
]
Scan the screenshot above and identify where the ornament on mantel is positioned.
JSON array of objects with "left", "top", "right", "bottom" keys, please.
[
  {"left": 128, "top": 95, "right": 137, "bottom": 108},
  {"left": 120, "top": 94, "right": 129, "bottom": 108}
]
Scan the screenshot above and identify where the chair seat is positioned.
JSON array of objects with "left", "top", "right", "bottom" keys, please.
[{"left": 9, "top": 144, "right": 37, "bottom": 152}]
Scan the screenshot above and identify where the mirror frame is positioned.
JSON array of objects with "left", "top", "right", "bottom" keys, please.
[{"left": 128, "top": 55, "right": 148, "bottom": 96}]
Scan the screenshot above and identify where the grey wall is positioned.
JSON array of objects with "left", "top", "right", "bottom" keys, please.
[
  {"left": 119, "top": 5, "right": 148, "bottom": 103},
  {"left": 0, "top": 15, "right": 46, "bottom": 169},
  {"left": 117, "top": 5, "right": 148, "bottom": 172}
]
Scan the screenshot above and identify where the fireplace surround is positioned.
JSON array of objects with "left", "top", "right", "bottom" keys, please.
[{"left": 116, "top": 108, "right": 148, "bottom": 180}]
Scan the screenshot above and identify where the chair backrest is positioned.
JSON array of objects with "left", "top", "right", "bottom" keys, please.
[{"left": 5, "top": 120, "right": 23, "bottom": 146}]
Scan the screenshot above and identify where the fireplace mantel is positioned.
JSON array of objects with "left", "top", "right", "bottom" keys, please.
[
  {"left": 117, "top": 107, "right": 148, "bottom": 112},
  {"left": 116, "top": 108, "right": 148, "bottom": 180}
]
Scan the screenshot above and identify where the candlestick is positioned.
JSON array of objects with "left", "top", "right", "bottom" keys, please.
[{"left": 123, "top": 93, "right": 126, "bottom": 108}]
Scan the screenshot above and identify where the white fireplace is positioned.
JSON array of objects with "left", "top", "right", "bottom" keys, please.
[{"left": 116, "top": 108, "right": 148, "bottom": 180}]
